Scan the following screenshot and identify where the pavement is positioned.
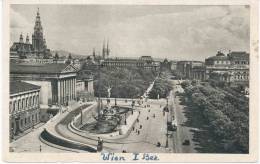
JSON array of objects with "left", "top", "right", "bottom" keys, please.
[
  {"left": 9, "top": 101, "right": 94, "bottom": 153},
  {"left": 10, "top": 93, "right": 172, "bottom": 153},
  {"left": 54, "top": 99, "right": 172, "bottom": 153},
  {"left": 10, "top": 114, "right": 70, "bottom": 153}
]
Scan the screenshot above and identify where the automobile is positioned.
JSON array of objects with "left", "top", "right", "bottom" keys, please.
[
  {"left": 182, "top": 139, "right": 190, "bottom": 145},
  {"left": 172, "top": 125, "right": 177, "bottom": 131}
]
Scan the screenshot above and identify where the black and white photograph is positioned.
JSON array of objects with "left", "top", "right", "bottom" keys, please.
[{"left": 3, "top": 1, "right": 259, "bottom": 162}]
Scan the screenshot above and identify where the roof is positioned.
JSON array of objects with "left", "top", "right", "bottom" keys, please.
[
  {"left": 10, "top": 81, "right": 40, "bottom": 95},
  {"left": 10, "top": 63, "right": 77, "bottom": 74},
  {"left": 228, "top": 51, "right": 249, "bottom": 59},
  {"left": 206, "top": 55, "right": 229, "bottom": 61}
]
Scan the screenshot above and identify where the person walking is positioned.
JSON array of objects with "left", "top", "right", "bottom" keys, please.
[
  {"left": 97, "top": 137, "right": 103, "bottom": 152},
  {"left": 39, "top": 145, "right": 42, "bottom": 152}
]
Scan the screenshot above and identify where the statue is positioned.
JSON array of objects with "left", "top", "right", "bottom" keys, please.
[{"left": 107, "top": 86, "right": 111, "bottom": 98}]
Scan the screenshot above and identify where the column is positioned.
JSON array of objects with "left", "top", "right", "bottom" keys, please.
[
  {"left": 61, "top": 80, "right": 63, "bottom": 105},
  {"left": 57, "top": 80, "right": 61, "bottom": 105},
  {"left": 66, "top": 79, "right": 69, "bottom": 102},
  {"left": 69, "top": 79, "right": 71, "bottom": 101},
  {"left": 74, "top": 78, "right": 76, "bottom": 99},
  {"left": 63, "top": 80, "right": 66, "bottom": 104}
]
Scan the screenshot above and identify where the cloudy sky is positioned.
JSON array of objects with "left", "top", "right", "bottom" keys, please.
[{"left": 10, "top": 5, "right": 249, "bottom": 61}]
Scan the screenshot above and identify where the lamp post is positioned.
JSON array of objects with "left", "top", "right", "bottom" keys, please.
[
  {"left": 81, "top": 107, "right": 83, "bottom": 125},
  {"left": 124, "top": 112, "right": 127, "bottom": 125},
  {"left": 165, "top": 111, "right": 169, "bottom": 148},
  {"left": 114, "top": 79, "right": 117, "bottom": 106}
]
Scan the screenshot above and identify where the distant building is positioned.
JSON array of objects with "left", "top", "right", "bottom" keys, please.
[
  {"left": 76, "top": 70, "right": 94, "bottom": 101},
  {"left": 205, "top": 51, "right": 249, "bottom": 84},
  {"left": 9, "top": 81, "right": 41, "bottom": 140},
  {"left": 169, "top": 61, "right": 178, "bottom": 71},
  {"left": 10, "top": 8, "right": 51, "bottom": 59},
  {"left": 10, "top": 63, "right": 78, "bottom": 106},
  {"left": 101, "top": 56, "right": 160, "bottom": 70},
  {"left": 176, "top": 61, "right": 204, "bottom": 79}
]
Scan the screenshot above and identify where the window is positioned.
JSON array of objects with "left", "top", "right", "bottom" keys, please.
[
  {"left": 13, "top": 101, "right": 16, "bottom": 112},
  {"left": 21, "top": 119, "right": 23, "bottom": 127},
  {"left": 9, "top": 101, "right": 12, "bottom": 113}
]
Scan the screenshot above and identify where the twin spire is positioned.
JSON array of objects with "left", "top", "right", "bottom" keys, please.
[
  {"left": 92, "top": 39, "right": 111, "bottom": 59},
  {"left": 19, "top": 33, "right": 30, "bottom": 44},
  {"left": 102, "top": 39, "right": 110, "bottom": 59}
]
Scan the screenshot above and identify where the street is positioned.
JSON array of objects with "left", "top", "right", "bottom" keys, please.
[{"left": 169, "top": 80, "right": 198, "bottom": 153}]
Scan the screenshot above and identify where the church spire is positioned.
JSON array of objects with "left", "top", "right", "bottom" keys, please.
[
  {"left": 19, "top": 33, "right": 23, "bottom": 43},
  {"left": 26, "top": 33, "right": 30, "bottom": 44},
  {"left": 102, "top": 39, "right": 106, "bottom": 59},
  {"left": 106, "top": 39, "right": 110, "bottom": 58}
]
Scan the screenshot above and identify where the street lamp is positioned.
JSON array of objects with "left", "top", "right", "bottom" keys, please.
[
  {"left": 81, "top": 107, "right": 83, "bottom": 125},
  {"left": 165, "top": 111, "right": 169, "bottom": 148},
  {"left": 125, "top": 112, "right": 127, "bottom": 125}
]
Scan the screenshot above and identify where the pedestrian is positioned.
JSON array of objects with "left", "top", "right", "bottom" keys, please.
[
  {"left": 157, "top": 142, "right": 161, "bottom": 147},
  {"left": 132, "top": 127, "right": 135, "bottom": 131},
  {"left": 147, "top": 116, "right": 149, "bottom": 120},
  {"left": 153, "top": 114, "right": 155, "bottom": 118},
  {"left": 140, "top": 125, "right": 142, "bottom": 129},
  {"left": 148, "top": 109, "right": 150, "bottom": 112},
  {"left": 137, "top": 118, "right": 139, "bottom": 123},
  {"left": 97, "top": 137, "right": 103, "bottom": 152},
  {"left": 137, "top": 130, "right": 140, "bottom": 135},
  {"left": 139, "top": 111, "right": 141, "bottom": 114},
  {"left": 39, "top": 145, "right": 42, "bottom": 152}
]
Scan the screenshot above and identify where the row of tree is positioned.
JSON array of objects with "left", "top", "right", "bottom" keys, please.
[
  {"left": 182, "top": 81, "right": 249, "bottom": 153},
  {"left": 93, "top": 67, "right": 157, "bottom": 98},
  {"left": 149, "top": 72, "right": 173, "bottom": 99}
]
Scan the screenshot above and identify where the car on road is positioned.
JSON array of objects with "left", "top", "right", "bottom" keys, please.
[{"left": 182, "top": 139, "right": 190, "bottom": 145}]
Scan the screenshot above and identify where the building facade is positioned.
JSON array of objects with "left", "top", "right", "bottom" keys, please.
[
  {"left": 10, "top": 8, "right": 51, "bottom": 59},
  {"left": 205, "top": 51, "right": 249, "bottom": 84},
  {"left": 101, "top": 56, "right": 160, "bottom": 71},
  {"left": 9, "top": 81, "right": 41, "bottom": 140},
  {"left": 10, "top": 63, "right": 78, "bottom": 106},
  {"left": 176, "top": 61, "right": 204, "bottom": 79}
]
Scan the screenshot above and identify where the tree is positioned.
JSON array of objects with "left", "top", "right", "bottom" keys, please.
[{"left": 54, "top": 52, "right": 59, "bottom": 59}]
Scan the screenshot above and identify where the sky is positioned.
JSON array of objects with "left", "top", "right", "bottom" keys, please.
[{"left": 10, "top": 5, "right": 250, "bottom": 61}]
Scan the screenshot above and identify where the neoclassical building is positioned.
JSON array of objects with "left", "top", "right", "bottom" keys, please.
[
  {"left": 10, "top": 63, "right": 78, "bottom": 106},
  {"left": 205, "top": 51, "right": 249, "bottom": 84},
  {"left": 9, "top": 81, "right": 41, "bottom": 140}
]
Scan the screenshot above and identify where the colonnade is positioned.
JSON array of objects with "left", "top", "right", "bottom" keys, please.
[{"left": 57, "top": 78, "right": 77, "bottom": 105}]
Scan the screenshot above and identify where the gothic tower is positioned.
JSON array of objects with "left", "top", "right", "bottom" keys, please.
[
  {"left": 32, "top": 8, "right": 45, "bottom": 56},
  {"left": 102, "top": 39, "right": 106, "bottom": 59},
  {"left": 106, "top": 40, "right": 110, "bottom": 58}
]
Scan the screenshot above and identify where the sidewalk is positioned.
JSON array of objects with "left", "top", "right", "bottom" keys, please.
[{"left": 10, "top": 102, "right": 94, "bottom": 153}]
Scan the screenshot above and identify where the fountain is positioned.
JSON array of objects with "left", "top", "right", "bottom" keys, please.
[
  {"left": 78, "top": 64, "right": 134, "bottom": 135},
  {"left": 79, "top": 105, "right": 132, "bottom": 134}
]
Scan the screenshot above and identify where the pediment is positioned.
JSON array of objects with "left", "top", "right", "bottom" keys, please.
[{"left": 62, "top": 64, "right": 77, "bottom": 73}]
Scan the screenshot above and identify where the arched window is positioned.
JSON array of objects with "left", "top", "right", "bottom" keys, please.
[
  {"left": 29, "top": 97, "right": 31, "bottom": 107},
  {"left": 13, "top": 101, "right": 16, "bottom": 112},
  {"left": 32, "top": 96, "right": 35, "bottom": 107},
  {"left": 25, "top": 98, "right": 28, "bottom": 108},
  {"left": 9, "top": 101, "right": 12, "bottom": 114},
  {"left": 18, "top": 100, "right": 21, "bottom": 111}
]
